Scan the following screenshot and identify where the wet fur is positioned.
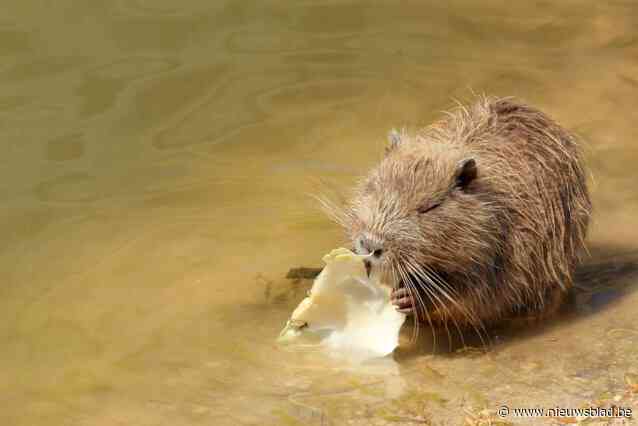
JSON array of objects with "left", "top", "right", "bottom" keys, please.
[{"left": 323, "top": 97, "right": 592, "bottom": 338}]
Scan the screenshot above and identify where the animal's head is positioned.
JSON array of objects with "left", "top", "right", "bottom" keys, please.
[{"left": 328, "top": 130, "right": 503, "bottom": 325}]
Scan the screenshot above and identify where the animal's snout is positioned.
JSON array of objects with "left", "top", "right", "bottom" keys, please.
[
  {"left": 357, "top": 235, "right": 385, "bottom": 277},
  {"left": 363, "top": 251, "right": 383, "bottom": 277},
  {"left": 355, "top": 235, "right": 384, "bottom": 257}
]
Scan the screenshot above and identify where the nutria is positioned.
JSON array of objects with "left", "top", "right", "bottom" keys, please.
[{"left": 323, "top": 97, "right": 591, "bottom": 336}]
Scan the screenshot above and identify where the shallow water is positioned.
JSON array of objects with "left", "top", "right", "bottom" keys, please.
[{"left": 1, "top": 1, "right": 637, "bottom": 425}]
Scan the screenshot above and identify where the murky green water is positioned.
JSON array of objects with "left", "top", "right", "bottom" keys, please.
[{"left": 1, "top": 1, "right": 638, "bottom": 425}]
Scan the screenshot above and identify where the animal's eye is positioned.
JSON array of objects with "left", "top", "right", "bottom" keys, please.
[{"left": 417, "top": 202, "right": 440, "bottom": 214}]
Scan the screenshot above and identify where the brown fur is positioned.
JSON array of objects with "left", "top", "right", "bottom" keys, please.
[{"left": 323, "top": 97, "right": 591, "bottom": 337}]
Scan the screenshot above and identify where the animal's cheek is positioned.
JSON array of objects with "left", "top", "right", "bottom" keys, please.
[{"left": 375, "top": 254, "right": 392, "bottom": 268}]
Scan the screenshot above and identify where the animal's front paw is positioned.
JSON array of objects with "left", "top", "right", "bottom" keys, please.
[{"left": 391, "top": 287, "right": 415, "bottom": 315}]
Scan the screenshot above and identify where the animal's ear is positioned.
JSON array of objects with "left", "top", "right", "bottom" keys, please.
[
  {"left": 385, "top": 128, "right": 402, "bottom": 155},
  {"left": 453, "top": 158, "right": 477, "bottom": 189}
]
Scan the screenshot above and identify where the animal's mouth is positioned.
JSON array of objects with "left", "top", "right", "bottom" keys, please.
[{"left": 364, "top": 259, "right": 372, "bottom": 277}]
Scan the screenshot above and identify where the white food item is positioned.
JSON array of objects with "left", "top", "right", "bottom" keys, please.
[{"left": 278, "top": 248, "right": 406, "bottom": 360}]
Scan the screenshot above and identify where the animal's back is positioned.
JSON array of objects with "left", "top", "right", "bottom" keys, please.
[{"left": 415, "top": 97, "right": 591, "bottom": 322}]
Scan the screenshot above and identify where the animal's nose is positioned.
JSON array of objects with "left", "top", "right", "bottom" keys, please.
[{"left": 356, "top": 236, "right": 384, "bottom": 257}]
